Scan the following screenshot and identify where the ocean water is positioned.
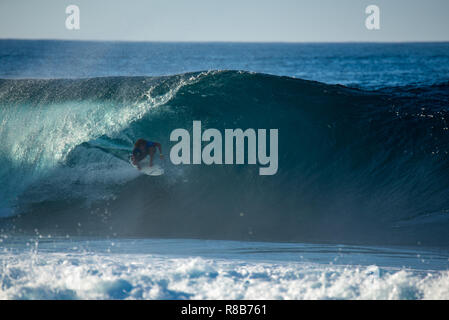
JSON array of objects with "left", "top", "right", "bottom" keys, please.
[
  {"left": 1, "top": 40, "right": 449, "bottom": 300},
  {"left": 1, "top": 236, "right": 449, "bottom": 300}
]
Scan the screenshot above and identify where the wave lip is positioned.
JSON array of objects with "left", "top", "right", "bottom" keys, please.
[{"left": 1, "top": 71, "right": 449, "bottom": 246}]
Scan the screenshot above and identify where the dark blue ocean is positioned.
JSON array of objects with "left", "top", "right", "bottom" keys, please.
[
  {"left": 1, "top": 40, "right": 449, "bottom": 299},
  {"left": 2, "top": 41, "right": 449, "bottom": 89}
]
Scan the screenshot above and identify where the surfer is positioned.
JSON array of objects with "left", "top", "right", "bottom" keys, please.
[{"left": 131, "top": 138, "right": 163, "bottom": 169}]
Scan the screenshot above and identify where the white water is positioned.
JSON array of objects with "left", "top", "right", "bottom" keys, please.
[{"left": 1, "top": 237, "right": 448, "bottom": 300}]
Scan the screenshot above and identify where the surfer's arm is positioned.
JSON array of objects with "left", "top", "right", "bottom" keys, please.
[
  {"left": 131, "top": 152, "right": 142, "bottom": 170},
  {"left": 132, "top": 158, "right": 141, "bottom": 170}
]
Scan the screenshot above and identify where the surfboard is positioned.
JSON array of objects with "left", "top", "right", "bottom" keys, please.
[
  {"left": 139, "top": 164, "right": 165, "bottom": 176},
  {"left": 129, "top": 154, "right": 165, "bottom": 176}
]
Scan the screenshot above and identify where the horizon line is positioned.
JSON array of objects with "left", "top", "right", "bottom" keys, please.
[{"left": 1, "top": 38, "right": 449, "bottom": 44}]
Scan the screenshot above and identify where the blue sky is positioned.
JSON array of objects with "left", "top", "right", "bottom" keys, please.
[{"left": 1, "top": 0, "right": 448, "bottom": 42}]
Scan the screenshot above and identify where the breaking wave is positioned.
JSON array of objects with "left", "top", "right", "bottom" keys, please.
[{"left": 1, "top": 71, "right": 449, "bottom": 246}]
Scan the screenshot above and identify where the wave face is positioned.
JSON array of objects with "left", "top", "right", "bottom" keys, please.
[{"left": 1, "top": 71, "right": 449, "bottom": 246}]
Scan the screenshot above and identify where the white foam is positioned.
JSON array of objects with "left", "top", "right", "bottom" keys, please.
[{"left": 1, "top": 249, "right": 448, "bottom": 300}]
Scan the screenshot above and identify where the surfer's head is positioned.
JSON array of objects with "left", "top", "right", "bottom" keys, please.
[{"left": 134, "top": 138, "right": 146, "bottom": 149}]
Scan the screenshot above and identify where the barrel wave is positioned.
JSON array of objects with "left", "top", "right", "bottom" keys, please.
[{"left": 1, "top": 70, "right": 449, "bottom": 246}]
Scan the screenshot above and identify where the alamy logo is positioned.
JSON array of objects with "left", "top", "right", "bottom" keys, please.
[
  {"left": 65, "top": 5, "right": 80, "bottom": 30},
  {"left": 170, "top": 121, "right": 278, "bottom": 175},
  {"left": 365, "top": 5, "right": 380, "bottom": 30}
]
